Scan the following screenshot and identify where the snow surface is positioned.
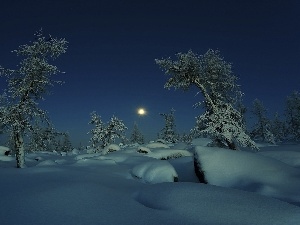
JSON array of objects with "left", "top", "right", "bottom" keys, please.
[
  {"left": 195, "top": 146, "right": 300, "bottom": 205},
  {"left": 131, "top": 160, "right": 178, "bottom": 183},
  {"left": 0, "top": 141, "right": 300, "bottom": 225}
]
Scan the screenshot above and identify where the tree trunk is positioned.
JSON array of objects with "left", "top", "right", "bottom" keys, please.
[
  {"left": 226, "top": 140, "right": 237, "bottom": 150},
  {"left": 14, "top": 131, "right": 25, "bottom": 168}
]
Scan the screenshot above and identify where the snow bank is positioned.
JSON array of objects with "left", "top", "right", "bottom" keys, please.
[
  {"left": 146, "top": 142, "right": 170, "bottom": 149},
  {"left": 36, "top": 159, "right": 57, "bottom": 166},
  {"left": 258, "top": 150, "right": 300, "bottom": 167},
  {"left": 147, "top": 149, "right": 192, "bottom": 160},
  {"left": 134, "top": 182, "right": 300, "bottom": 225},
  {"left": 194, "top": 146, "right": 300, "bottom": 204},
  {"left": 191, "top": 138, "right": 212, "bottom": 146},
  {"left": 1, "top": 145, "right": 300, "bottom": 225},
  {"left": 131, "top": 160, "right": 178, "bottom": 183},
  {"left": 0, "top": 155, "right": 14, "bottom": 162}
]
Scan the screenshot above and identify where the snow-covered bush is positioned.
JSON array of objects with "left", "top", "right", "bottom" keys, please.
[
  {"left": 156, "top": 49, "right": 257, "bottom": 150},
  {"left": 137, "top": 146, "right": 151, "bottom": 154},
  {"left": 105, "top": 144, "right": 121, "bottom": 152},
  {"left": 131, "top": 160, "right": 178, "bottom": 183}
]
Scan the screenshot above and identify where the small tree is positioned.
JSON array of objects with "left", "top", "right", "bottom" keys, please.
[
  {"left": 104, "top": 115, "right": 128, "bottom": 147},
  {"left": 181, "top": 132, "right": 193, "bottom": 143},
  {"left": 270, "top": 112, "right": 286, "bottom": 143},
  {"left": 0, "top": 30, "right": 67, "bottom": 167},
  {"left": 130, "top": 122, "right": 144, "bottom": 144},
  {"left": 27, "top": 122, "right": 59, "bottom": 152},
  {"left": 88, "top": 111, "right": 104, "bottom": 148},
  {"left": 156, "top": 49, "right": 257, "bottom": 150},
  {"left": 285, "top": 91, "right": 300, "bottom": 141},
  {"left": 61, "top": 132, "right": 73, "bottom": 152},
  {"left": 88, "top": 112, "right": 127, "bottom": 149},
  {"left": 250, "top": 99, "right": 275, "bottom": 144},
  {"left": 158, "top": 109, "right": 179, "bottom": 143}
]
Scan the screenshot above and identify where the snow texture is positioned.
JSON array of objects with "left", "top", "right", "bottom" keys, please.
[
  {"left": 0, "top": 140, "right": 300, "bottom": 225},
  {"left": 131, "top": 160, "right": 178, "bottom": 183},
  {"left": 195, "top": 146, "right": 300, "bottom": 204}
]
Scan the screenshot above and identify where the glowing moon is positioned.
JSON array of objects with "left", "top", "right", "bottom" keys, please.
[{"left": 137, "top": 108, "right": 146, "bottom": 115}]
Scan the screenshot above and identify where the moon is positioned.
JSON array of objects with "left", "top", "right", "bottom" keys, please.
[{"left": 137, "top": 108, "right": 146, "bottom": 116}]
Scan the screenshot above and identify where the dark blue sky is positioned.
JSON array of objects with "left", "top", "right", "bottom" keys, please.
[{"left": 1, "top": 0, "right": 300, "bottom": 146}]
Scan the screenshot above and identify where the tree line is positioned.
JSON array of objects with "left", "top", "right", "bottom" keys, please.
[{"left": 1, "top": 31, "right": 299, "bottom": 167}]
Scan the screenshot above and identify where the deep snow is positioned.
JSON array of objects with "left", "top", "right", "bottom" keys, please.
[{"left": 0, "top": 139, "right": 300, "bottom": 225}]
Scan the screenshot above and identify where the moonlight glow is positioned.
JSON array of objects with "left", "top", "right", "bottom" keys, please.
[{"left": 137, "top": 108, "right": 146, "bottom": 116}]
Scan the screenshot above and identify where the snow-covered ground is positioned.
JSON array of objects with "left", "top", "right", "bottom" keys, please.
[{"left": 0, "top": 139, "right": 300, "bottom": 225}]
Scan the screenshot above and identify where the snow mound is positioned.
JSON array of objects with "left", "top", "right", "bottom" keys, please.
[
  {"left": 131, "top": 160, "right": 178, "bottom": 183},
  {"left": 97, "top": 144, "right": 122, "bottom": 155},
  {"left": 0, "top": 155, "right": 14, "bottom": 162},
  {"left": 194, "top": 146, "right": 300, "bottom": 204},
  {"left": 146, "top": 142, "right": 170, "bottom": 149},
  {"left": 0, "top": 146, "right": 10, "bottom": 155},
  {"left": 134, "top": 182, "right": 300, "bottom": 225},
  {"left": 36, "top": 160, "right": 57, "bottom": 166},
  {"left": 258, "top": 150, "right": 300, "bottom": 167},
  {"left": 105, "top": 144, "right": 121, "bottom": 152},
  {"left": 75, "top": 153, "right": 101, "bottom": 160},
  {"left": 147, "top": 149, "right": 192, "bottom": 160},
  {"left": 137, "top": 146, "right": 151, "bottom": 154},
  {"left": 191, "top": 138, "right": 212, "bottom": 146},
  {"left": 172, "top": 142, "right": 189, "bottom": 150}
]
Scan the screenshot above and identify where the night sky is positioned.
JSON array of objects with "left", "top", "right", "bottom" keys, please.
[{"left": 1, "top": 0, "right": 300, "bottom": 146}]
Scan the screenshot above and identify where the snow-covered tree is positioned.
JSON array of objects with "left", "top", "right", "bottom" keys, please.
[
  {"left": 130, "top": 122, "right": 144, "bottom": 144},
  {"left": 88, "top": 111, "right": 104, "bottom": 148},
  {"left": 250, "top": 99, "right": 275, "bottom": 144},
  {"left": 285, "top": 91, "right": 300, "bottom": 141},
  {"left": 61, "top": 132, "right": 73, "bottom": 152},
  {"left": 158, "top": 109, "right": 179, "bottom": 143},
  {"left": 270, "top": 112, "right": 286, "bottom": 143},
  {"left": 0, "top": 30, "right": 67, "bottom": 167},
  {"left": 156, "top": 49, "right": 257, "bottom": 150},
  {"left": 180, "top": 132, "right": 193, "bottom": 143},
  {"left": 88, "top": 112, "right": 127, "bottom": 149},
  {"left": 27, "top": 122, "right": 59, "bottom": 152}
]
